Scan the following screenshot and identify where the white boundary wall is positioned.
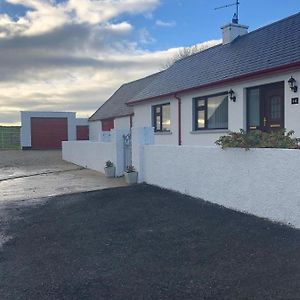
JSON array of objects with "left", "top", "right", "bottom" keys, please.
[
  {"left": 62, "top": 128, "right": 129, "bottom": 176},
  {"left": 62, "top": 141, "right": 114, "bottom": 174},
  {"left": 141, "top": 145, "right": 300, "bottom": 228}
]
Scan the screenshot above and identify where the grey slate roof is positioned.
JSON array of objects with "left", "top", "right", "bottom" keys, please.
[
  {"left": 89, "top": 72, "right": 162, "bottom": 121},
  {"left": 128, "top": 12, "right": 300, "bottom": 104}
]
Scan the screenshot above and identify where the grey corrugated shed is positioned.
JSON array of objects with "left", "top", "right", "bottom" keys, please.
[
  {"left": 128, "top": 12, "right": 300, "bottom": 104},
  {"left": 89, "top": 72, "right": 162, "bottom": 121}
]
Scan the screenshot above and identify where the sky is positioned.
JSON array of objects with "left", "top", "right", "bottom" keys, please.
[{"left": 0, "top": 0, "right": 299, "bottom": 125}]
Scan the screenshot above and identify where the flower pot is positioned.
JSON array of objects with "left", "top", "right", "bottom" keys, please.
[
  {"left": 104, "top": 166, "right": 115, "bottom": 178},
  {"left": 124, "top": 171, "right": 138, "bottom": 185}
]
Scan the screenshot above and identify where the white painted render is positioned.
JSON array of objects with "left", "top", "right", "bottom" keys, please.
[
  {"left": 114, "top": 116, "right": 131, "bottom": 129},
  {"left": 63, "top": 128, "right": 130, "bottom": 176},
  {"left": 20, "top": 111, "right": 76, "bottom": 148},
  {"left": 76, "top": 118, "right": 89, "bottom": 126},
  {"left": 141, "top": 144, "right": 300, "bottom": 229},
  {"left": 132, "top": 70, "right": 300, "bottom": 146},
  {"left": 89, "top": 121, "right": 101, "bottom": 141},
  {"left": 62, "top": 141, "right": 115, "bottom": 174},
  {"left": 221, "top": 23, "right": 249, "bottom": 44},
  {"left": 89, "top": 116, "right": 131, "bottom": 142},
  {"left": 133, "top": 97, "right": 178, "bottom": 145}
]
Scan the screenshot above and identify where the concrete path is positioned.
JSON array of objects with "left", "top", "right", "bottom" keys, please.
[{"left": 0, "top": 150, "right": 126, "bottom": 203}]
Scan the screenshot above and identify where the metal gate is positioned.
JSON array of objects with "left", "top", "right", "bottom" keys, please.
[{"left": 123, "top": 133, "right": 132, "bottom": 172}]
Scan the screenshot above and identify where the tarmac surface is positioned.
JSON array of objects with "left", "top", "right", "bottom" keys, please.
[
  {"left": 0, "top": 184, "right": 299, "bottom": 300},
  {"left": 0, "top": 150, "right": 125, "bottom": 248}
]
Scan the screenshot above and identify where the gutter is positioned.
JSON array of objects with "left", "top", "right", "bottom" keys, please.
[
  {"left": 89, "top": 113, "right": 134, "bottom": 122},
  {"left": 127, "top": 61, "right": 300, "bottom": 106},
  {"left": 174, "top": 94, "right": 182, "bottom": 146}
]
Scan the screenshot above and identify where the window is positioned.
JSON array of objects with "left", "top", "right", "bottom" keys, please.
[
  {"left": 152, "top": 103, "right": 171, "bottom": 132},
  {"left": 247, "top": 88, "right": 260, "bottom": 129},
  {"left": 102, "top": 118, "right": 114, "bottom": 131},
  {"left": 194, "top": 93, "right": 228, "bottom": 130}
]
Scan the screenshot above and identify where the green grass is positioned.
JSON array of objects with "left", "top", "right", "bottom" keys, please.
[{"left": 0, "top": 126, "right": 21, "bottom": 150}]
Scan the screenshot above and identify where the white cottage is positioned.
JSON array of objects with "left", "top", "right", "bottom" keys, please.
[
  {"left": 127, "top": 13, "right": 300, "bottom": 146},
  {"left": 63, "top": 13, "right": 300, "bottom": 228},
  {"left": 88, "top": 72, "right": 161, "bottom": 141}
]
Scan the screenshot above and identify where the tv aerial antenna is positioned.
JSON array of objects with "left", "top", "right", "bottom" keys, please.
[{"left": 215, "top": 0, "right": 240, "bottom": 24}]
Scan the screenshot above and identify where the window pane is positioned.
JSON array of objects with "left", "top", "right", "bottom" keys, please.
[
  {"left": 197, "top": 110, "right": 205, "bottom": 128},
  {"left": 207, "top": 95, "right": 228, "bottom": 129},
  {"left": 162, "top": 104, "right": 170, "bottom": 131},
  {"left": 197, "top": 99, "right": 205, "bottom": 108},
  {"left": 155, "top": 115, "right": 161, "bottom": 130},
  {"left": 248, "top": 88, "right": 260, "bottom": 127},
  {"left": 270, "top": 96, "right": 281, "bottom": 120}
]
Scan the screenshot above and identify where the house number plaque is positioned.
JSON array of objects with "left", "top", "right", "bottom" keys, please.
[{"left": 291, "top": 97, "right": 299, "bottom": 105}]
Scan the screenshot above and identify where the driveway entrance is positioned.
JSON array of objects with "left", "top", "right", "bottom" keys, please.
[{"left": 0, "top": 150, "right": 126, "bottom": 203}]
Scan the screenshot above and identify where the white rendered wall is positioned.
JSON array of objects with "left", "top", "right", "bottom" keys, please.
[
  {"left": 21, "top": 111, "right": 76, "bottom": 148},
  {"left": 132, "top": 69, "right": 300, "bottom": 146},
  {"left": 76, "top": 118, "right": 89, "bottom": 126},
  {"left": 114, "top": 116, "right": 131, "bottom": 129},
  {"left": 62, "top": 141, "right": 115, "bottom": 174},
  {"left": 142, "top": 145, "right": 300, "bottom": 228},
  {"left": 133, "top": 97, "right": 178, "bottom": 145},
  {"left": 89, "top": 121, "right": 101, "bottom": 141},
  {"left": 89, "top": 117, "right": 131, "bottom": 142},
  {"left": 63, "top": 128, "right": 130, "bottom": 176},
  {"left": 284, "top": 70, "right": 300, "bottom": 134}
]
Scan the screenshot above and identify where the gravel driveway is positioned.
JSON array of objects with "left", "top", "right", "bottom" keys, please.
[{"left": 0, "top": 184, "right": 299, "bottom": 300}]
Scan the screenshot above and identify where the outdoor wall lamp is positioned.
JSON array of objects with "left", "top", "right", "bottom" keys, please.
[
  {"left": 288, "top": 76, "right": 298, "bottom": 93},
  {"left": 228, "top": 89, "right": 236, "bottom": 102}
]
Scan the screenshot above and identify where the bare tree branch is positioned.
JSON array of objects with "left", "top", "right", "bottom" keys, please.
[{"left": 161, "top": 40, "right": 221, "bottom": 69}]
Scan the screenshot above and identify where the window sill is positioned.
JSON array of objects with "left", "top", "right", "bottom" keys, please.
[
  {"left": 154, "top": 131, "right": 172, "bottom": 135},
  {"left": 190, "top": 129, "right": 229, "bottom": 134}
]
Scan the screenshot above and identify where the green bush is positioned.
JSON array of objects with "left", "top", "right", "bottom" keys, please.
[{"left": 215, "top": 129, "right": 300, "bottom": 150}]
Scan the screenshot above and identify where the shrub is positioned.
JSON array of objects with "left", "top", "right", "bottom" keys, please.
[
  {"left": 105, "top": 160, "right": 114, "bottom": 168},
  {"left": 216, "top": 129, "right": 300, "bottom": 150}
]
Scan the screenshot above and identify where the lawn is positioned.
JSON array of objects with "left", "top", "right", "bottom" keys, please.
[
  {"left": 0, "top": 126, "right": 20, "bottom": 150},
  {"left": 0, "top": 184, "right": 299, "bottom": 300}
]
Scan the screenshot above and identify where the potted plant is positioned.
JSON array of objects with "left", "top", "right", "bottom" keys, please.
[
  {"left": 124, "top": 165, "right": 138, "bottom": 185},
  {"left": 104, "top": 160, "right": 115, "bottom": 178}
]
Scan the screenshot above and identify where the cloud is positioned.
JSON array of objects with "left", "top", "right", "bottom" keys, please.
[
  {"left": 139, "top": 28, "right": 156, "bottom": 44},
  {"left": 155, "top": 19, "right": 176, "bottom": 27},
  {"left": 0, "top": 0, "right": 219, "bottom": 126}
]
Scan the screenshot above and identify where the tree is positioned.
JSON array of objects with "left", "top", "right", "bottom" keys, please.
[{"left": 162, "top": 40, "right": 221, "bottom": 69}]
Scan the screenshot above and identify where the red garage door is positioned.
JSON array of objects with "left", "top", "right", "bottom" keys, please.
[
  {"left": 31, "top": 117, "right": 68, "bottom": 149},
  {"left": 76, "top": 125, "right": 89, "bottom": 140}
]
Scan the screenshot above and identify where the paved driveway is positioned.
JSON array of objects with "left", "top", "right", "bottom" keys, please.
[
  {"left": 0, "top": 184, "right": 299, "bottom": 300},
  {"left": 0, "top": 150, "right": 125, "bottom": 203}
]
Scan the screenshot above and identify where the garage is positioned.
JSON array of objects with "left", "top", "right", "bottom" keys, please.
[
  {"left": 31, "top": 117, "right": 68, "bottom": 149},
  {"left": 21, "top": 111, "right": 78, "bottom": 150},
  {"left": 21, "top": 112, "right": 89, "bottom": 150}
]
